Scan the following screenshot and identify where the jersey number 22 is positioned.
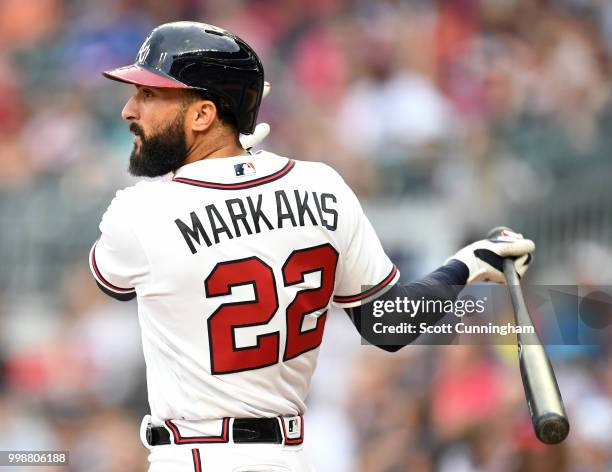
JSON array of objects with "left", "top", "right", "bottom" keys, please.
[{"left": 205, "top": 243, "right": 339, "bottom": 374}]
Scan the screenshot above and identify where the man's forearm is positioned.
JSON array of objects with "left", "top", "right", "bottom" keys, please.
[{"left": 344, "top": 259, "right": 469, "bottom": 352}]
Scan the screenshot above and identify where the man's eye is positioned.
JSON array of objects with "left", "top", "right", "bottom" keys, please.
[{"left": 142, "top": 89, "right": 153, "bottom": 99}]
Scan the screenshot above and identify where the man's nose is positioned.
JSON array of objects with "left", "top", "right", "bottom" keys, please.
[{"left": 121, "top": 94, "right": 139, "bottom": 121}]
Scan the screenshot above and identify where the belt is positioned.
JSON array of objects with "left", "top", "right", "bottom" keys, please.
[{"left": 147, "top": 418, "right": 287, "bottom": 446}]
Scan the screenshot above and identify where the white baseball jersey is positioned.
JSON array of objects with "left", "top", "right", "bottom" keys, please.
[{"left": 89, "top": 150, "right": 399, "bottom": 424}]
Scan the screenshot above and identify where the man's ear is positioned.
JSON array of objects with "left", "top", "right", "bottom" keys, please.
[{"left": 186, "top": 100, "right": 217, "bottom": 132}]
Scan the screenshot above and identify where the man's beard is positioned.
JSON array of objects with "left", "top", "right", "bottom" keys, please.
[{"left": 128, "top": 112, "right": 187, "bottom": 177}]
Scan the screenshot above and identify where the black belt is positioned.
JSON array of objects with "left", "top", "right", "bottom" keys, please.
[{"left": 147, "top": 418, "right": 283, "bottom": 446}]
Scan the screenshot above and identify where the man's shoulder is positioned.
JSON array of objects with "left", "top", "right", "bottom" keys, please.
[
  {"left": 293, "top": 160, "right": 351, "bottom": 194},
  {"left": 257, "top": 151, "right": 345, "bottom": 184},
  {"left": 107, "top": 179, "right": 171, "bottom": 211}
]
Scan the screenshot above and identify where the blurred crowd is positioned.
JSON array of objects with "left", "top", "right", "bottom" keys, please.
[
  {"left": 1, "top": 0, "right": 612, "bottom": 471},
  {"left": 334, "top": 336, "right": 612, "bottom": 472}
]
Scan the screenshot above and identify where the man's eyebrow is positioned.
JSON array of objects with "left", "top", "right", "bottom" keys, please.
[{"left": 138, "top": 86, "right": 159, "bottom": 97}]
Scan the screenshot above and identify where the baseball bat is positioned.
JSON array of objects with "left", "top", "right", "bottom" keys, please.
[{"left": 487, "top": 226, "right": 569, "bottom": 444}]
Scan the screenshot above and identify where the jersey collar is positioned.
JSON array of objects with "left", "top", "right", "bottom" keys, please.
[{"left": 172, "top": 151, "right": 295, "bottom": 190}]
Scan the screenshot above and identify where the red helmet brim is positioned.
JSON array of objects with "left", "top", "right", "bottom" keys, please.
[{"left": 102, "top": 64, "right": 189, "bottom": 89}]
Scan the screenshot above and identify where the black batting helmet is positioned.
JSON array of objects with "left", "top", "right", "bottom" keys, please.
[{"left": 103, "top": 21, "right": 265, "bottom": 135}]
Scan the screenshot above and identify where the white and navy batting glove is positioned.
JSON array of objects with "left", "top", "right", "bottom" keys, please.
[
  {"left": 239, "top": 82, "right": 271, "bottom": 151},
  {"left": 447, "top": 230, "right": 535, "bottom": 284}
]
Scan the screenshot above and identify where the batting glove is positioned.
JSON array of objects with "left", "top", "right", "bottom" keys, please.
[
  {"left": 447, "top": 230, "right": 535, "bottom": 284},
  {"left": 239, "top": 82, "right": 271, "bottom": 150}
]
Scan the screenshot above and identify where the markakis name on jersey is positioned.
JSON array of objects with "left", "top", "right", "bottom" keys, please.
[{"left": 174, "top": 189, "right": 338, "bottom": 254}]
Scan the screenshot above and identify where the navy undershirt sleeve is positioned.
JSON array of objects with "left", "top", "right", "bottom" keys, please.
[{"left": 343, "top": 259, "right": 469, "bottom": 352}]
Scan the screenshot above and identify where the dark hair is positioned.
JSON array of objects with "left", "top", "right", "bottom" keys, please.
[{"left": 181, "top": 89, "right": 238, "bottom": 133}]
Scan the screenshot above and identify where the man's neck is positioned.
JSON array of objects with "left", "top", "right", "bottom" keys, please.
[{"left": 183, "top": 139, "right": 246, "bottom": 166}]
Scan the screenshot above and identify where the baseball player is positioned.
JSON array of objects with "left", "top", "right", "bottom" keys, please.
[{"left": 89, "top": 21, "right": 535, "bottom": 471}]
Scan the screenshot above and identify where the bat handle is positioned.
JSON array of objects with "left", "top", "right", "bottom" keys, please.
[{"left": 503, "top": 258, "right": 520, "bottom": 285}]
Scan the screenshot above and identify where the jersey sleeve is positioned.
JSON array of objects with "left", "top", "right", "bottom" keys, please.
[
  {"left": 89, "top": 190, "right": 148, "bottom": 301},
  {"left": 332, "top": 178, "right": 400, "bottom": 308}
]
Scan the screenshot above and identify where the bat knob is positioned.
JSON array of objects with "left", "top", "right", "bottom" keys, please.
[
  {"left": 486, "top": 226, "right": 515, "bottom": 241},
  {"left": 536, "top": 414, "right": 570, "bottom": 444}
]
